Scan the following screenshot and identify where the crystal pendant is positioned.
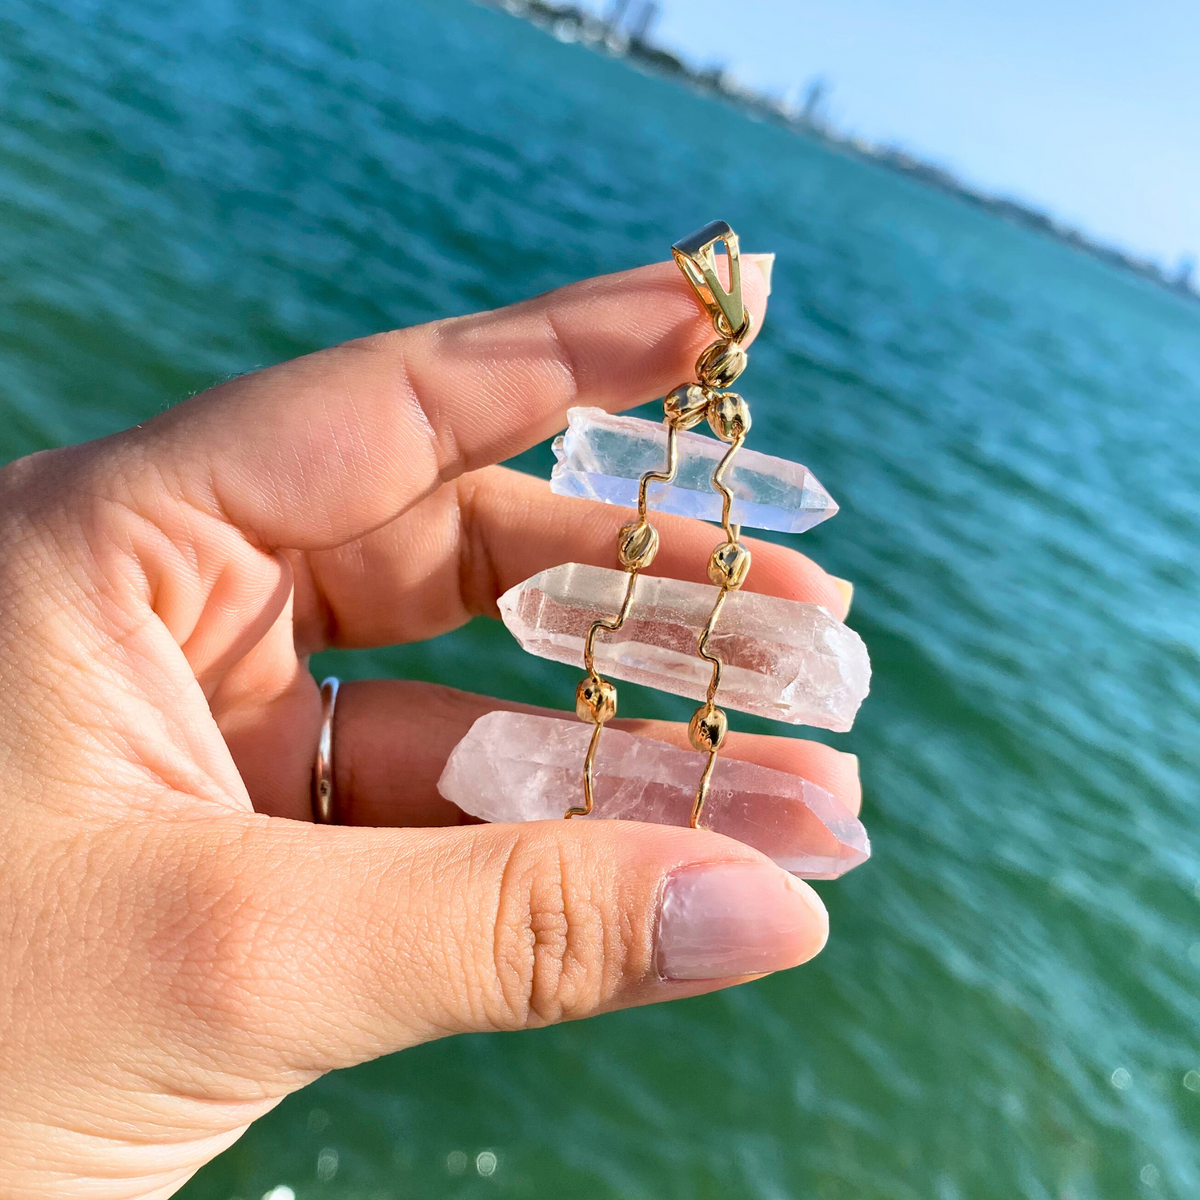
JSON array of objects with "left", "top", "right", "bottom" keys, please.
[
  {"left": 550, "top": 407, "right": 838, "bottom": 534},
  {"left": 437, "top": 711, "right": 870, "bottom": 879},
  {"left": 499, "top": 563, "right": 870, "bottom": 732}
]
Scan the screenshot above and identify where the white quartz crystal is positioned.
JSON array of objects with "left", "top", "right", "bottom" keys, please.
[
  {"left": 550, "top": 407, "right": 838, "bottom": 534},
  {"left": 437, "top": 711, "right": 870, "bottom": 879},
  {"left": 498, "top": 563, "right": 870, "bottom": 732}
]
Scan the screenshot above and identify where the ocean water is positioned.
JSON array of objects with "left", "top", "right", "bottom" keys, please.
[{"left": 2, "top": 0, "right": 1199, "bottom": 1197}]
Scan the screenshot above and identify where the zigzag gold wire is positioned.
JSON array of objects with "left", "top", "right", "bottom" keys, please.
[
  {"left": 690, "top": 437, "right": 747, "bottom": 827},
  {"left": 565, "top": 424, "right": 679, "bottom": 819},
  {"left": 566, "top": 220, "right": 753, "bottom": 828}
]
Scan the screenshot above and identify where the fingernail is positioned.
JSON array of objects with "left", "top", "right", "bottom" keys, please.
[
  {"left": 830, "top": 574, "right": 854, "bottom": 616},
  {"left": 656, "top": 862, "right": 828, "bottom": 981},
  {"left": 744, "top": 252, "right": 775, "bottom": 295}
]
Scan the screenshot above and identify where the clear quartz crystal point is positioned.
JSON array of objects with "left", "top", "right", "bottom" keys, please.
[
  {"left": 438, "top": 712, "right": 870, "bottom": 879},
  {"left": 499, "top": 563, "right": 870, "bottom": 732},
  {"left": 550, "top": 406, "right": 839, "bottom": 534}
]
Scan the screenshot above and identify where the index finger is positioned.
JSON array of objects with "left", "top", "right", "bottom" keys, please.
[{"left": 129, "top": 255, "right": 771, "bottom": 551}]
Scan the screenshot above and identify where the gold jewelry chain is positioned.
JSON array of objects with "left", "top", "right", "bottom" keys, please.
[
  {"left": 565, "top": 422, "right": 680, "bottom": 819},
  {"left": 567, "top": 221, "right": 754, "bottom": 829}
]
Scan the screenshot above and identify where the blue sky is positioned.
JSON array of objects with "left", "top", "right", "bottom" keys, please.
[{"left": 585, "top": 0, "right": 1198, "bottom": 270}]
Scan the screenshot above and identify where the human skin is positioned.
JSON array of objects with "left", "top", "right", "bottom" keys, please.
[{"left": 0, "top": 257, "right": 862, "bottom": 1198}]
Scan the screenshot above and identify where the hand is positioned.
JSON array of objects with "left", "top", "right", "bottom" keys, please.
[{"left": 0, "top": 258, "right": 861, "bottom": 1198}]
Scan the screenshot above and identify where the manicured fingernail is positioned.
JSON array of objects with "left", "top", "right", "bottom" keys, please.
[
  {"left": 656, "top": 862, "right": 828, "bottom": 981},
  {"left": 745, "top": 252, "right": 775, "bottom": 295},
  {"left": 830, "top": 574, "right": 854, "bottom": 615}
]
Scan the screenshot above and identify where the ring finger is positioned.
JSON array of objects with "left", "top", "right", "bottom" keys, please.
[{"left": 322, "top": 679, "right": 862, "bottom": 829}]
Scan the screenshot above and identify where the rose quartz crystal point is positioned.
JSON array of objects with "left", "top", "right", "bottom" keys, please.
[
  {"left": 498, "top": 563, "right": 870, "bottom": 732},
  {"left": 437, "top": 712, "right": 870, "bottom": 879}
]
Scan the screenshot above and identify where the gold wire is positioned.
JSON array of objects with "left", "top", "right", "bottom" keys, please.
[
  {"left": 692, "top": 750, "right": 720, "bottom": 828},
  {"left": 689, "top": 433, "right": 747, "bottom": 828},
  {"left": 565, "top": 422, "right": 680, "bottom": 819},
  {"left": 568, "top": 222, "right": 754, "bottom": 828}
]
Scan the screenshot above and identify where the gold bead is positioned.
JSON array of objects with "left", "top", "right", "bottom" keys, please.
[
  {"left": 688, "top": 705, "right": 728, "bottom": 753},
  {"left": 696, "top": 339, "right": 748, "bottom": 388},
  {"left": 708, "top": 541, "right": 752, "bottom": 589},
  {"left": 576, "top": 676, "right": 617, "bottom": 724},
  {"left": 707, "top": 391, "right": 752, "bottom": 442},
  {"left": 617, "top": 519, "right": 659, "bottom": 570},
  {"left": 663, "top": 383, "right": 710, "bottom": 430}
]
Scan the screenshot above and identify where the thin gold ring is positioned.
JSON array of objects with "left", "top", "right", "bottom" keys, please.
[{"left": 311, "top": 676, "right": 340, "bottom": 824}]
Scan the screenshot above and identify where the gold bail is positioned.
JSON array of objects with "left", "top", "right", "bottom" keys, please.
[{"left": 671, "top": 220, "right": 748, "bottom": 341}]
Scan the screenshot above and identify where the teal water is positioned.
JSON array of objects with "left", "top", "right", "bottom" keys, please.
[{"left": 3, "top": 0, "right": 1199, "bottom": 1197}]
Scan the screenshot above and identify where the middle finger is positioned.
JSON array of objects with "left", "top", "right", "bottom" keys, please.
[
  {"left": 325, "top": 679, "right": 862, "bottom": 829},
  {"left": 292, "top": 464, "right": 850, "bottom": 653}
]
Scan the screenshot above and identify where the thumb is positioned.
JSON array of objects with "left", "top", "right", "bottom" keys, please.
[{"left": 182, "top": 816, "right": 829, "bottom": 1076}]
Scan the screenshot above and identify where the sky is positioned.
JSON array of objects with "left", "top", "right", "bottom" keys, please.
[{"left": 585, "top": 0, "right": 1199, "bottom": 271}]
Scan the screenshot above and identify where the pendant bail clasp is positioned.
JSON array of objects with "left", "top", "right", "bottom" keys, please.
[{"left": 672, "top": 220, "right": 750, "bottom": 342}]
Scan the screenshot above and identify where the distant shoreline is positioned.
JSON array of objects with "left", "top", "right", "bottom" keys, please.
[{"left": 478, "top": 0, "right": 1198, "bottom": 305}]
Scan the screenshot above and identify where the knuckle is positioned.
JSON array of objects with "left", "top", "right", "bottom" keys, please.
[
  {"left": 487, "top": 828, "right": 631, "bottom": 1030},
  {"left": 453, "top": 472, "right": 502, "bottom": 619}
]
